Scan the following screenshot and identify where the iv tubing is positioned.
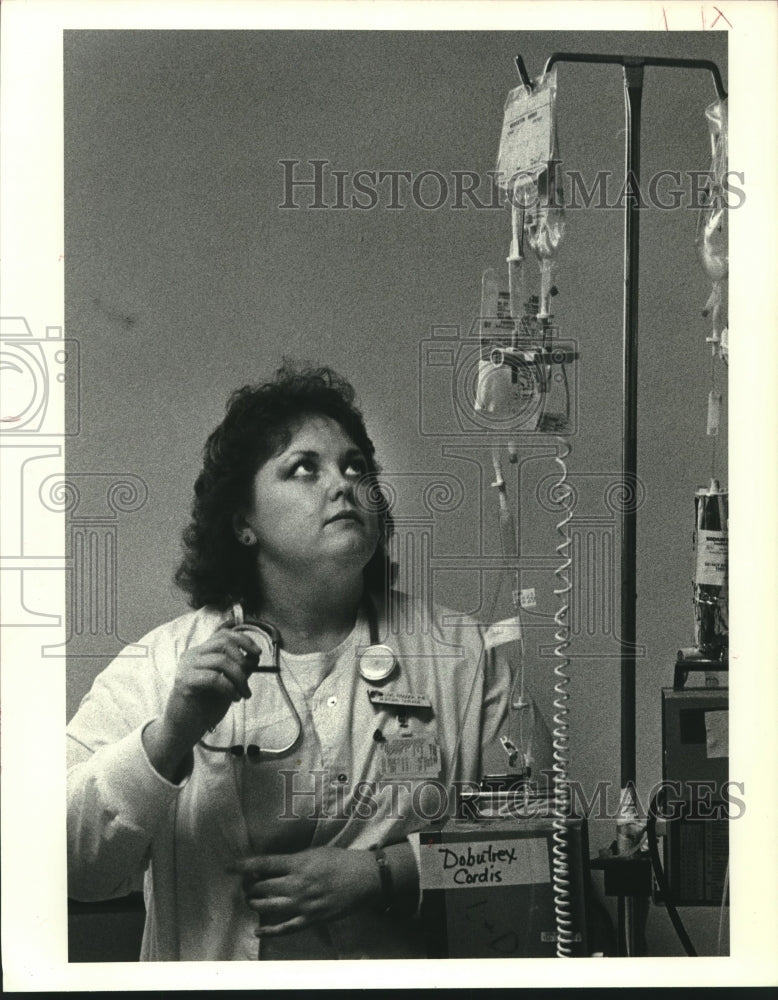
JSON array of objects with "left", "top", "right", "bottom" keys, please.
[
  {"left": 490, "top": 446, "right": 527, "bottom": 740},
  {"left": 709, "top": 352, "right": 720, "bottom": 482},
  {"left": 717, "top": 860, "right": 730, "bottom": 956},
  {"left": 646, "top": 790, "right": 698, "bottom": 957}
]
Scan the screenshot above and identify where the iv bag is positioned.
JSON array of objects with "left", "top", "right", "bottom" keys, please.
[
  {"left": 475, "top": 268, "right": 515, "bottom": 416},
  {"left": 474, "top": 269, "right": 545, "bottom": 431},
  {"left": 496, "top": 69, "right": 565, "bottom": 322},
  {"left": 696, "top": 100, "right": 728, "bottom": 281},
  {"left": 696, "top": 99, "right": 729, "bottom": 358},
  {"left": 693, "top": 479, "right": 728, "bottom": 658},
  {"left": 525, "top": 157, "right": 566, "bottom": 319},
  {"left": 495, "top": 69, "right": 559, "bottom": 192}
]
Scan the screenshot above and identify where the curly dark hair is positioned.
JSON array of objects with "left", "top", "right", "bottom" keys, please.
[{"left": 175, "top": 363, "right": 394, "bottom": 611}]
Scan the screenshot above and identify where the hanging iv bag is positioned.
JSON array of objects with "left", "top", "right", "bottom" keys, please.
[{"left": 696, "top": 99, "right": 729, "bottom": 361}]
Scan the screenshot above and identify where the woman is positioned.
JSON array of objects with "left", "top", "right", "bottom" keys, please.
[{"left": 67, "top": 364, "right": 551, "bottom": 961}]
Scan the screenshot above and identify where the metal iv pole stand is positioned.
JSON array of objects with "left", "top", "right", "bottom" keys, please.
[{"left": 516, "top": 51, "right": 727, "bottom": 957}]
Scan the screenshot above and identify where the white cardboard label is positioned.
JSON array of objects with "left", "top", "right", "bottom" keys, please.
[{"left": 420, "top": 837, "right": 550, "bottom": 890}]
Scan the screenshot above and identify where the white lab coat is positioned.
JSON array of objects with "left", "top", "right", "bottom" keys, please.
[{"left": 67, "top": 591, "right": 544, "bottom": 960}]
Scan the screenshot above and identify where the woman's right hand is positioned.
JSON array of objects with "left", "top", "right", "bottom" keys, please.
[
  {"left": 143, "top": 627, "right": 261, "bottom": 782},
  {"left": 163, "top": 627, "right": 262, "bottom": 743}
]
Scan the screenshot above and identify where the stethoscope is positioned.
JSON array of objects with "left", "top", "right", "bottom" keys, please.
[{"left": 198, "top": 593, "right": 396, "bottom": 759}]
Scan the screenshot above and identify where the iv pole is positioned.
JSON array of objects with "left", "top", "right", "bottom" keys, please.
[{"left": 515, "top": 51, "right": 727, "bottom": 957}]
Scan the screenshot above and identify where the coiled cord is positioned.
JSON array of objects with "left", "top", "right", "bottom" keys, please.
[{"left": 551, "top": 434, "right": 574, "bottom": 957}]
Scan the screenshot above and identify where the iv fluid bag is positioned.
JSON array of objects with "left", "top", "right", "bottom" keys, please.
[
  {"left": 495, "top": 70, "right": 558, "bottom": 191},
  {"left": 698, "top": 205, "right": 728, "bottom": 283},
  {"left": 495, "top": 69, "right": 565, "bottom": 322},
  {"left": 525, "top": 164, "right": 566, "bottom": 319},
  {"left": 525, "top": 165, "right": 566, "bottom": 259},
  {"left": 696, "top": 99, "right": 729, "bottom": 359},
  {"left": 696, "top": 99, "right": 729, "bottom": 282},
  {"left": 693, "top": 479, "right": 728, "bottom": 658},
  {"left": 476, "top": 269, "right": 514, "bottom": 417},
  {"left": 475, "top": 269, "right": 545, "bottom": 431},
  {"left": 481, "top": 621, "right": 550, "bottom": 783}
]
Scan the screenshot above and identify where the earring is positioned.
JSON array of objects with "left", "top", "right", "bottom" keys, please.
[{"left": 241, "top": 531, "right": 255, "bottom": 546}]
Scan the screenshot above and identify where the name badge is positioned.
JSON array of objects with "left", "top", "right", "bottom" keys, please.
[
  {"left": 367, "top": 690, "right": 432, "bottom": 710},
  {"left": 378, "top": 737, "right": 441, "bottom": 779}
]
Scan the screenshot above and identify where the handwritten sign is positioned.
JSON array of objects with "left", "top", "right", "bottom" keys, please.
[{"left": 420, "top": 837, "right": 550, "bottom": 890}]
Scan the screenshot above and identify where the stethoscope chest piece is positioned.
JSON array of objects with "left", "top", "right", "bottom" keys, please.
[{"left": 358, "top": 644, "right": 397, "bottom": 683}]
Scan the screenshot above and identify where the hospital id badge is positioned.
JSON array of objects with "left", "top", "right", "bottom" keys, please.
[{"left": 378, "top": 737, "right": 441, "bottom": 779}]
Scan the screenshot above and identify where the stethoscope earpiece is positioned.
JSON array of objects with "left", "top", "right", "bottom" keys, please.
[{"left": 229, "top": 606, "right": 280, "bottom": 673}]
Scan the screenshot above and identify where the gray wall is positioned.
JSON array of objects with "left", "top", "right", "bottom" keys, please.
[{"left": 64, "top": 29, "right": 728, "bottom": 956}]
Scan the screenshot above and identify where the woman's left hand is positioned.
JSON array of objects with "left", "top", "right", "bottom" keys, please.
[{"left": 228, "top": 847, "right": 381, "bottom": 936}]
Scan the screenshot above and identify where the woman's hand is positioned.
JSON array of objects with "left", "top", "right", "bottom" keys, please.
[
  {"left": 163, "top": 627, "right": 261, "bottom": 742},
  {"left": 142, "top": 627, "right": 260, "bottom": 782},
  {"left": 228, "top": 847, "right": 382, "bottom": 937}
]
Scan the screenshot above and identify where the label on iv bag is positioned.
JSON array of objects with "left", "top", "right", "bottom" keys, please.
[
  {"left": 496, "top": 84, "right": 555, "bottom": 188},
  {"left": 694, "top": 530, "right": 728, "bottom": 587}
]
